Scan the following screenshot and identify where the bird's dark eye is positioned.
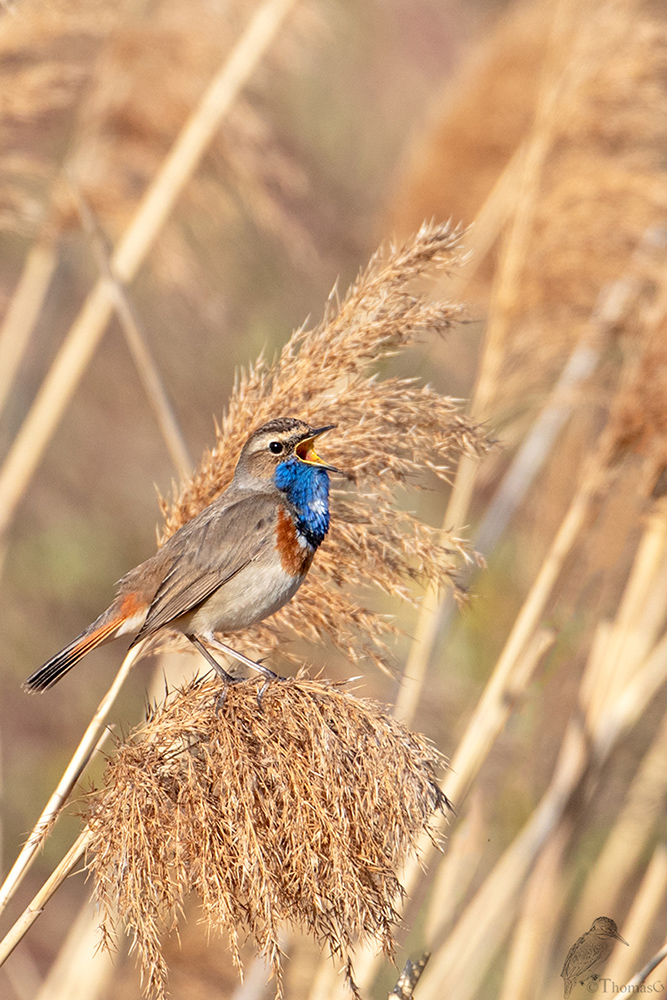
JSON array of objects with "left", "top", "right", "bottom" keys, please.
[{"left": 269, "top": 440, "right": 284, "bottom": 454}]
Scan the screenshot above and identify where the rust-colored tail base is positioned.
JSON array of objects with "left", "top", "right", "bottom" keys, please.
[{"left": 23, "top": 617, "right": 120, "bottom": 692}]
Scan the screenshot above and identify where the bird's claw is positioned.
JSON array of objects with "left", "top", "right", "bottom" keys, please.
[
  {"left": 253, "top": 660, "right": 278, "bottom": 681},
  {"left": 256, "top": 671, "right": 287, "bottom": 709},
  {"left": 214, "top": 674, "right": 240, "bottom": 715},
  {"left": 213, "top": 670, "right": 240, "bottom": 713}
]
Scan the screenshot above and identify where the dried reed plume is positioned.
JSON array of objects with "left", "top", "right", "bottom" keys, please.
[
  {"left": 0, "top": 0, "right": 335, "bottom": 272},
  {"left": 0, "top": 0, "right": 123, "bottom": 236},
  {"left": 156, "top": 222, "right": 490, "bottom": 673},
  {"left": 602, "top": 231, "right": 667, "bottom": 494},
  {"left": 87, "top": 675, "right": 448, "bottom": 999},
  {"left": 392, "top": 0, "right": 667, "bottom": 412},
  {"left": 500, "top": 0, "right": 667, "bottom": 407}
]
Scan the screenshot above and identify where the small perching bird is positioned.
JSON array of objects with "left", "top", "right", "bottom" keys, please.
[{"left": 24, "top": 418, "right": 338, "bottom": 693}]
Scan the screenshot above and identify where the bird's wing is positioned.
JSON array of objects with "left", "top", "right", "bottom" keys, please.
[
  {"left": 562, "top": 938, "right": 603, "bottom": 982},
  {"left": 561, "top": 936, "right": 585, "bottom": 978},
  {"left": 132, "top": 491, "right": 277, "bottom": 642}
]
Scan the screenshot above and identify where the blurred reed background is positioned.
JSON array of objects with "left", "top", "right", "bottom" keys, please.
[{"left": 1, "top": 0, "right": 667, "bottom": 998}]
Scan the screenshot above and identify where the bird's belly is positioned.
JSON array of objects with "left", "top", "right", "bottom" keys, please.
[{"left": 184, "top": 560, "right": 305, "bottom": 636}]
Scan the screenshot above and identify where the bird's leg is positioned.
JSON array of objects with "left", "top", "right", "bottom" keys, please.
[
  {"left": 205, "top": 636, "right": 284, "bottom": 709},
  {"left": 205, "top": 636, "right": 279, "bottom": 681},
  {"left": 188, "top": 634, "right": 236, "bottom": 684}
]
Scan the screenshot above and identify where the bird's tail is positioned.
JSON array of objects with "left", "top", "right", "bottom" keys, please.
[{"left": 23, "top": 611, "right": 123, "bottom": 692}]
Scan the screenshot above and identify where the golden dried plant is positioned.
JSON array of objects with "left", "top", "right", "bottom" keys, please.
[
  {"left": 503, "top": 0, "right": 667, "bottom": 403},
  {"left": 392, "top": 0, "right": 667, "bottom": 410},
  {"left": 23, "top": 223, "right": 481, "bottom": 999},
  {"left": 0, "top": 0, "right": 125, "bottom": 234},
  {"left": 389, "top": 0, "right": 549, "bottom": 239},
  {"left": 602, "top": 235, "right": 667, "bottom": 494},
  {"left": 0, "top": 0, "right": 334, "bottom": 272},
  {"left": 156, "top": 222, "right": 490, "bottom": 674},
  {"left": 87, "top": 675, "right": 448, "bottom": 999}
]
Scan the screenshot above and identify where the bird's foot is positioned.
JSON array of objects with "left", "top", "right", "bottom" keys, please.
[
  {"left": 214, "top": 684, "right": 230, "bottom": 713},
  {"left": 208, "top": 659, "right": 241, "bottom": 714},
  {"left": 188, "top": 634, "right": 288, "bottom": 709},
  {"left": 255, "top": 671, "right": 289, "bottom": 708},
  {"left": 188, "top": 634, "right": 238, "bottom": 706},
  {"left": 206, "top": 636, "right": 282, "bottom": 682}
]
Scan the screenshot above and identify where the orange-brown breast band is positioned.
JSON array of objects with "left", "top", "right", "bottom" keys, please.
[{"left": 276, "top": 508, "right": 314, "bottom": 576}]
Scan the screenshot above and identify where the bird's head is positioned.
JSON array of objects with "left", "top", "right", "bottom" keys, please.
[
  {"left": 233, "top": 417, "right": 339, "bottom": 489},
  {"left": 590, "top": 918, "right": 628, "bottom": 945}
]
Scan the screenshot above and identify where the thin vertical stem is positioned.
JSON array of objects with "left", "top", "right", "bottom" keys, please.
[{"left": 0, "top": 645, "right": 142, "bottom": 919}]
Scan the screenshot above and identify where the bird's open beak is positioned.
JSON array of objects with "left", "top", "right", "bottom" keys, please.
[{"left": 295, "top": 425, "right": 341, "bottom": 473}]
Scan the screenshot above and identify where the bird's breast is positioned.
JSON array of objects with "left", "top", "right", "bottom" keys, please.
[
  {"left": 275, "top": 508, "right": 315, "bottom": 576},
  {"left": 186, "top": 553, "right": 307, "bottom": 636}
]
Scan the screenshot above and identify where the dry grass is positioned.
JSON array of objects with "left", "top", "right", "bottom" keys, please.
[
  {"left": 0, "top": 0, "right": 339, "bottom": 286},
  {"left": 393, "top": 0, "right": 667, "bottom": 418},
  {"left": 500, "top": 0, "right": 667, "bottom": 412},
  {"left": 0, "top": 216, "right": 486, "bottom": 992},
  {"left": 365, "top": 1, "right": 667, "bottom": 998},
  {"left": 159, "top": 222, "right": 490, "bottom": 673},
  {"left": 6, "top": 1, "right": 667, "bottom": 999},
  {"left": 62, "top": 1, "right": 330, "bottom": 263},
  {"left": 0, "top": 0, "right": 123, "bottom": 236},
  {"left": 73, "top": 223, "right": 486, "bottom": 998},
  {"left": 602, "top": 235, "right": 667, "bottom": 493},
  {"left": 87, "top": 675, "right": 448, "bottom": 999},
  {"left": 390, "top": 0, "right": 549, "bottom": 234}
]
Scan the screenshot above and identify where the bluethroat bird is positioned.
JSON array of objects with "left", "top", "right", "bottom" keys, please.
[{"left": 24, "top": 418, "right": 339, "bottom": 693}]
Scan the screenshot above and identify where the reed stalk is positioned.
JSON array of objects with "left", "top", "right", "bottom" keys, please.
[
  {"left": 5, "top": 1, "right": 667, "bottom": 996},
  {"left": 326, "top": 627, "right": 555, "bottom": 1000},
  {"left": 0, "top": 0, "right": 299, "bottom": 541},
  {"left": 0, "top": 230, "right": 58, "bottom": 421},
  {"left": 423, "top": 791, "right": 485, "bottom": 946},
  {"left": 571, "top": 709, "right": 667, "bottom": 932},
  {"left": 33, "top": 899, "right": 114, "bottom": 1000},
  {"left": 604, "top": 845, "right": 667, "bottom": 986},
  {"left": 0, "top": 645, "right": 141, "bottom": 922},
  {"left": 473, "top": 0, "right": 580, "bottom": 415},
  {"left": 498, "top": 827, "right": 570, "bottom": 1000},
  {"left": 69, "top": 178, "right": 192, "bottom": 480},
  {"left": 625, "top": 943, "right": 667, "bottom": 990},
  {"left": 0, "top": 827, "right": 93, "bottom": 968},
  {"left": 392, "top": 0, "right": 626, "bottom": 730},
  {"left": 416, "top": 497, "right": 667, "bottom": 1000}
]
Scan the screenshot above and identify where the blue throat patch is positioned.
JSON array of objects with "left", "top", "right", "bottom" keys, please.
[{"left": 274, "top": 457, "right": 330, "bottom": 548}]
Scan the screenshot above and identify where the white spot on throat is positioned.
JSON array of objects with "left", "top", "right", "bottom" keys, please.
[{"left": 296, "top": 530, "right": 314, "bottom": 550}]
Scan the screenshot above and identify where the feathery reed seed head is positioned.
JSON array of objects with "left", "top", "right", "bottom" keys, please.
[
  {"left": 602, "top": 235, "right": 667, "bottom": 493},
  {"left": 87, "top": 676, "right": 449, "bottom": 999},
  {"left": 392, "top": 0, "right": 667, "bottom": 417},
  {"left": 157, "top": 222, "right": 491, "bottom": 673},
  {"left": 489, "top": 0, "right": 667, "bottom": 410}
]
